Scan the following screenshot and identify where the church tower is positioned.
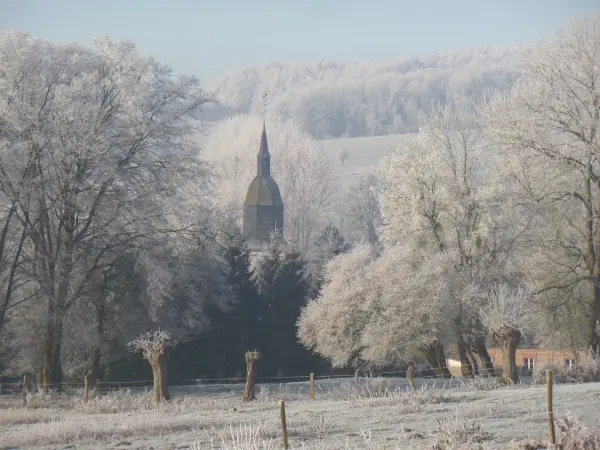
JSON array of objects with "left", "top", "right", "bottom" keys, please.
[{"left": 243, "top": 123, "right": 284, "bottom": 250}]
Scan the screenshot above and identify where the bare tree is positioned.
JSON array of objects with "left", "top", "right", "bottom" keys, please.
[
  {"left": 481, "top": 15, "right": 600, "bottom": 351},
  {"left": 337, "top": 148, "right": 350, "bottom": 166},
  {"left": 346, "top": 173, "right": 380, "bottom": 245},
  {"left": 128, "top": 330, "right": 175, "bottom": 403},
  {"left": 480, "top": 284, "right": 533, "bottom": 384}
]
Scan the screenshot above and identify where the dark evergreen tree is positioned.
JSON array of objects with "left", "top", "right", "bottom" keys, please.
[
  {"left": 169, "top": 230, "right": 260, "bottom": 380},
  {"left": 252, "top": 236, "right": 327, "bottom": 376}
]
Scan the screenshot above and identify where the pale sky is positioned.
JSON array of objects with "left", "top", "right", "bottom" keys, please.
[{"left": 1, "top": 0, "right": 598, "bottom": 82}]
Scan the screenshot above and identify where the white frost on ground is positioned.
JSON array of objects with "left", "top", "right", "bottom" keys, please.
[{"left": 0, "top": 377, "right": 598, "bottom": 449}]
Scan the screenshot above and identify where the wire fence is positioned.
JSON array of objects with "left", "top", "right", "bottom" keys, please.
[
  {"left": 0, "top": 365, "right": 513, "bottom": 397},
  {"left": 0, "top": 368, "right": 585, "bottom": 449}
]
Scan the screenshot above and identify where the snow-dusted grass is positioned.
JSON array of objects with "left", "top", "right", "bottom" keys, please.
[{"left": 0, "top": 378, "right": 598, "bottom": 449}]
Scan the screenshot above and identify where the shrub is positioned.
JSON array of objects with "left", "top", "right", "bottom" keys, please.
[
  {"left": 533, "top": 351, "right": 600, "bottom": 385},
  {"left": 517, "top": 411, "right": 600, "bottom": 449}
]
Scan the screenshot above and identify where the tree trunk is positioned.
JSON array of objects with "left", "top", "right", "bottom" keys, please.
[
  {"left": 89, "top": 279, "right": 108, "bottom": 390},
  {"left": 149, "top": 351, "right": 168, "bottom": 403},
  {"left": 471, "top": 335, "right": 495, "bottom": 377},
  {"left": 500, "top": 330, "right": 521, "bottom": 385},
  {"left": 587, "top": 279, "right": 599, "bottom": 353},
  {"left": 243, "top": 351, "right": 260, "bottom": 402},
  {"left": 467, "top": 348, "right": 479, "bottom": 376},
  {"left": 419, "top": 341, "right": 451, "bottom": 378},
  {"left": 42, "top": 364, "right": 49, "bottom": 392},
  {"left": 43, "top": 327, "right": 64, "bottom": 389},
  {"left": 88, "top": 346, "right": 102, "bottom": 389},
  {"left": 151, "top": 362, "right": 162, "bottom": 404},
  {"left": 457, "top": 337, "right": 474, "bottom": 378}
]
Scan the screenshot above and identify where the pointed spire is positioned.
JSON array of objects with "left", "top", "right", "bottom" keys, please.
[
  {"left": 258, "top": 121, "right": 270, "bottom": 157},
  {"left": 257, "top": 122, "right": 271, "bottom": 177}
]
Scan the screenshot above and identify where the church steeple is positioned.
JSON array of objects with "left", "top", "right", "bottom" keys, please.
[
  {"left": 243, "top": 123, "right": 284, "bottom": 251},
  {"left": 257, "top": 122, "right": 271, "bottom": 177}
]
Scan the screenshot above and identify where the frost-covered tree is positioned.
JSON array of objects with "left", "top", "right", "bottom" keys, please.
[
  {"left": 481, "top": 15, "right": 600, "bottom": 351},
  {"left": 480, "top": 284, "right": 534, "bottom": 384},
  {"left": 314, "top": 222, "right": 350, "bottom": 262},
  {"left": 297, "top": 245, "right": 374, "bottom": 369},
  {"left": 298, "top": 243, "right": 457, "bottom": 376},
  {"left": 377, "top": 102, "right": 522, "bottom": 375},
  {"left": 202, "top": 114, "right": 338, "bottom": 256},
  {"left": 0, "top": 30, "right": 214, "bottom": 385},
  {"left": 346, "top": 173, "right": 381, "bottom": 246},
  {"left": 208, "top": 48, "right": 522, "bottom": 139}
]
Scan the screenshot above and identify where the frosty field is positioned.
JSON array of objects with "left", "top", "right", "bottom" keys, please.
[{"left": 1, "top": 376, "right": 599, "bottom": 450}]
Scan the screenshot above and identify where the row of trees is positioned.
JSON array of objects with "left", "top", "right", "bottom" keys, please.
[
  {"left": 0, "top": 29, "right": 376, "bottom": 386},
  {"left": 0, "top": 30, "right": 243, "bottom": 386},
  {"left": 208, "top": 47, "right": 522, "bottom": 139},
  {"left": 298, "top": 15, "right": 600, "bottom": 383}
]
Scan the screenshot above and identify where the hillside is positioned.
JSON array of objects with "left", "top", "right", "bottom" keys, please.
[
  {"left": 319, "top": 133, "right": 417, "bottom": 188},
  {"left": 207, "top": 46, "right": 524, "bottom": 139}
]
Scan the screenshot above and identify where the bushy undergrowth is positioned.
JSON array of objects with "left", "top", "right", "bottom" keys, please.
[
  {"left": 532, "top": 351, "right": 600, "bottom": 385},
  {"left": 518, "top": 412, "right": 600, "bottom": 450},
  {"left": 464, "top": 376, "right": 504, "bottom": 392},
  {"left": 432, "top": 410, "right": 494, "bottom": 450}
]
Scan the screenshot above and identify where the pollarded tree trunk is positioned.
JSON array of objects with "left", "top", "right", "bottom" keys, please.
[
  {"left": 419, "top": 341, "right": 451, "bottom": 379},
  {"left": 149, "top": 351, "right": 170, "bottom": 403},
  {"left": 128, "top": 330, "right": 174, "bottom": 403},
  {"left": 243, "top": 350, "right": 260, "bottom": 402},
  {"left": 499, "top": 330, "right": 520, "bottom": 385}
]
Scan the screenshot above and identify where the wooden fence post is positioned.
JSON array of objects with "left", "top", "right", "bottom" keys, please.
[
  {"left": 22, "top": 375, "right": 29, "bottom": 406},
  {"left": 406, "top": 365, "right": 416, "bottom": 392},
  {"left": 354, "top": 369, "right": 359, "bottom": 390},
  {"left": 279, "top": 400, "right": 288, "bottom": 449},
  {"left": 83, "top": 374, "right": 89, "bottom": 404},
  {"left": 546, "top": 370, "right": 556, "bottom": 445},
  {"left": 309, "top": 373, "right": 314, "bottom": 400}
]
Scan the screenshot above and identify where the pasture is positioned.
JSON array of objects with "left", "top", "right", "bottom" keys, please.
[{"left": 0, "top": 375, "right": 599, "bottom": 449}]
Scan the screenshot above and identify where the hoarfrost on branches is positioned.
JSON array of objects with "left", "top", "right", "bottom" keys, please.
[{"left": 481, "top": 14, "right": 600, "bottom": 349}]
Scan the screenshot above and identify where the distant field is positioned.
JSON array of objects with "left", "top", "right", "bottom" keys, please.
[{"left": 319, "top": 133, "right": 417, "bottom": 187}]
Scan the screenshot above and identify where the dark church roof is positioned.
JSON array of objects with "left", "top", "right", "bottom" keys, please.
[{"left": 243, "top": 123, "right": 283, "bottom": 207}]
